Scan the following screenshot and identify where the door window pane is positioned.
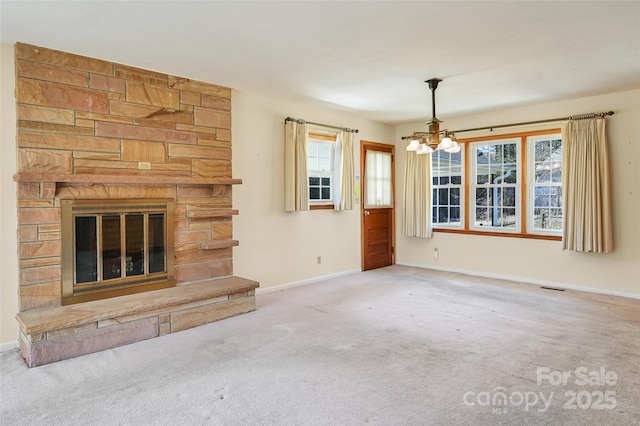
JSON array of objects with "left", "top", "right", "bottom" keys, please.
[{"left": 365, "top": 150, "right": 392, "bottom": 208}]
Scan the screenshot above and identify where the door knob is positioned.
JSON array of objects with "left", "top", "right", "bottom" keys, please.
[{"left": 364, "top": 211, "right": 370, "bottom": 216}]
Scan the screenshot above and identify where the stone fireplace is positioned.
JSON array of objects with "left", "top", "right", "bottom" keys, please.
[{"left": 14, "top": 43, "right": 258, "bottom": 366}]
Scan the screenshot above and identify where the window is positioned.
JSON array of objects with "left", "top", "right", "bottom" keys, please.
[
  {"left": 429, "top": 129, "right": 563, "bottom": 239},
  {"left": 431, "top": 149, "right": 464, "bottom": 227},
  {"left": 470, "top": 139, "right": 520, "bottom": 232},
  {"left": 529, "top": 134, "right": 563, "bottom": 233},
  {"left": 308, "top": 137, "right": 335, "bottom": 206}
]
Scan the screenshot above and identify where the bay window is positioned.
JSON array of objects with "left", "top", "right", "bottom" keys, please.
[{"left": 430, "top": 129, "right": 562, "bottom": 239}]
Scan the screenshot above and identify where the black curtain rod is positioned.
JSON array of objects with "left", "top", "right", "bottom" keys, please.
[
  {"left": 285, "top": 117, "right": 359, "bottom": 134},
  {"left": 449, "top": 111, "right": 614, "bottom": 135}
]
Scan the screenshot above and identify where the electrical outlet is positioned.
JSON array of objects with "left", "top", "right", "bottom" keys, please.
[
  {"left": 317, "top": 256, "right": 322, "bottom": 265},
  {"left": 433, "top": 248, "right": 439, "bottom": 260},
  {"left": 138, "top": 161, "right": 151, "bottom": 170}
]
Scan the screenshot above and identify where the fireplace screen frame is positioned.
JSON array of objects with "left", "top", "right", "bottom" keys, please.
[{"left": 61, "top": 199, "right": 175, "bottom": 305}]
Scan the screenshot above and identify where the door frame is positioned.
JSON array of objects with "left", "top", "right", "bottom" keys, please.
[{"left": 360, "top": 140, "right": 396, "bottom": 271}]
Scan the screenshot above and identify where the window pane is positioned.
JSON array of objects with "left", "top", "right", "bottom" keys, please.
[
  {"left": 365, "top": 150, "right": 393, "bottom": 208},
  {"left": 535, "top": 163, "right": 551, "bottom": 183},
  {"left": 308, "top": 142, "right": 318, "bottom": 157},
  {"left": 318, "top": 158, "right": 330, "bottom": 171},
  {"left": 450, "top": 188, "right": 460, "bottom": 206},
  {"left": 504, "top": 164, "right": 517, "bottom": 183},
  {"left": 476, "top": 188, "right": 487, "bottom": 206},
  {"left": 75, "top": 216, "right": 97, "bottom": 284},
  {"left": 551, "top": 165, "right": 562, "bottom": 183},
  {"left": 502, "top": 187, "right": 516, "bottom": 207},
  {"left": 318, "top": 143, "right": 331, "bottom": 158},
  {"left": 501, "top": 208, "right": 516, "bottom": 228},
  {"left": 535, "top": 140, "right": 550, "bottom": 162},
  {"left": 451, "top": 175, "right": 462, "bottom": 185},
  {"left": 309, "top": 177, "right": 320, "bottom": 186},
  {"left": 489, "top": 165, "right": 503, "bottom": 184},
  {"left": 450, "top": 207, "right": 460, "bottom": 224},
  {"left": 477, "top": 173, "right": 488, "bottom": 184},
  {"left": 432, "top": 207, "right": 438, "bottom": 222},
  {"left": 488, "top": 144, "right": 501, "bottom": 163},
  {"left": 125, "top": 214, "right": 144, "bottom": 277},
  {"left": 148, "top": 214, "right": 165, "bottom": 274},
  {"left": 438, "top": 188, "right": 448, "bottom": 205},
  {"left": 102, "top": 215, "right": 121, "bottom": 280},
  {"left": 439, "top": 176, "right": 450, "bottom": 185},
  {"left": 308, "top": 158, "right": 317, "bottom": 172},
  {"left": 535, "top": 186, "right": 550, "bottom": 207},
  {"left": 310, "top": 188, "right": 320, "bottom": 199},
  {"left": 438, "top": 207, "right": 449, "bottom": 223},
  {"left": 476, "top": 208, "right": 489, "bottom": 226},
  {"left": 503, "top": 144, "right": 517, "bottom": 163},
  {"left": 321, "top": 177, "right": 330, "bottom": 186}
]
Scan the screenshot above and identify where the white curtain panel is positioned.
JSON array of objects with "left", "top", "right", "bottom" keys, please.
[
  {"left": 332, "top": 133, "right": 344, "bottom": 210},
  {"left": 338, "top": 131, "right": 355, "bottom": 210},
  {"left": 364, "top": 150, "right": 393, "bottom": 208},
  {"left": 402, "top": 151, "right": 432, "bottom": 238},
  {"left": 284, "top": 121, "right": 309, "bottom": 211},
  {"left": 561, "top": 118, "right": 613, "bottom": 253}
]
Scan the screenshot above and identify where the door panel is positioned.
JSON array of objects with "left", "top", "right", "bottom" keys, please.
[{"left": 361, "top": 141, "right": 395, "bottom": 271}]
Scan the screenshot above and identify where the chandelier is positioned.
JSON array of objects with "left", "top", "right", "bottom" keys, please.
[{"left": 403, "top": 78, "right": 461, "bottom": 154}]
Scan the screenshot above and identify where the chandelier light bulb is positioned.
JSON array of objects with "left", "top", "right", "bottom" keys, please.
[
  {"left": 416, "top": 143, "right": 433, "bottom": 155},
  {"left": 444, "top": 142, "right": 461, "bottom": 153},
  {"left": 406, "top": 139, "right": 420, "bottom": 151},
  {"left": 438, "top": 136, "right": 454, "bottom": 150}
]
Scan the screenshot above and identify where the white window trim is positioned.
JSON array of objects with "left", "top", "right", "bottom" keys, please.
[
  {"left": 527, "top": 133, "right": 563, "bottom": 236},
  {"left": 308, "top": 137, "right": 335, "bottom": 205},
  {"left": 469, "top": 138, "right": 521, "bottom": 233},
  {"left": 431, "top": 150, "right": 465, "bottom": 229}
]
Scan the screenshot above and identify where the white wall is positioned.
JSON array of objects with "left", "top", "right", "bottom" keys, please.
[
  {"left": 1, "top": 43, "right": 19, "bottom": 345},
  {"left": 395, "top": 89, "right": 640, "bottom": 297},
  {"left": 231, "top": 90, "right": 394, "bottom": 289}
]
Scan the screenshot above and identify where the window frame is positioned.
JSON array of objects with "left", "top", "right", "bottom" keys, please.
[
  {"left": 469, "top": 137, "right": 521, "bottom": 233},
  {"left": 307, "top": 132, "right": 337, "bottom": 210},
  {"left": 527, "top": 133, "right": 563, "bottom": 236},
  {"left": 431, "top": 148, "right": 465, "bottom": 229},
  {"left": 431, "top": 129, "right": 562, "bottom": 241}
]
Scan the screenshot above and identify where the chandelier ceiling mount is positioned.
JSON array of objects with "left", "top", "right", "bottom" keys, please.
[{"left": 403, "top": 78, "right": 460, "bottom": 155}]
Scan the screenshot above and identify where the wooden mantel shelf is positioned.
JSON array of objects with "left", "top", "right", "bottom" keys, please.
[{"left": 14, "top": 173, "right": 243, "bottom": 186}]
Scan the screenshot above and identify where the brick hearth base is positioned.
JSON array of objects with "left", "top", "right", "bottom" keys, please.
[{"left": 16, "top": 276, "right": 258, "bottom": 367}]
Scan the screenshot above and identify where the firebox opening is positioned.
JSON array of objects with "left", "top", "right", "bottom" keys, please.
[{"left": 61, "top": 199, "right": 175, "bottom": 305}]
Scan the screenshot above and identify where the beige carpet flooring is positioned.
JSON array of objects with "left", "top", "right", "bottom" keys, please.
[{"left": 1, "top": 265, "right": 639, "bottom": 425}]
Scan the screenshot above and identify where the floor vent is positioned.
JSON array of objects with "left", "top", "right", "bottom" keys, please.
[{"left": 541, "top": 286, "right": 566, "bottom": 292}]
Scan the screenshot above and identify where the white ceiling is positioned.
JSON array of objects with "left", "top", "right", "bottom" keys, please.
[{"left": 1, "top": 1, "right": 639, "bottom": 125}]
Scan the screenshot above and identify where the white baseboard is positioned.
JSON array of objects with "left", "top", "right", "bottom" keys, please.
[
  {"left": 396, "top": 262, "right": 640, "bottom": 300},
  {"left": 0, "top": 340, "right": 18, "bottom": 352},
  {"left": 256, "top": 268, "right": 361, "bottom": 295}
]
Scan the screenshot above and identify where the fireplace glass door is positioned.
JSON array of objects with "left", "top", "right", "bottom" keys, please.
[{"left": 62, "top": 200, "right": 175, "bottom": 305}]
